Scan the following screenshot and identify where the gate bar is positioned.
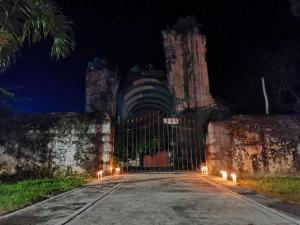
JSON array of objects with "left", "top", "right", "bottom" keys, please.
[
  {"left": 201, "top": 122, "right": 205, "bottom": 164},
  {"left": 175, "top": 116, "right": 179, "bottom": 171},
  {"left": 139, "top": 117, "right": 142, "bottom": 171},
  {"left": 193, "top": 120, "right": 198, "bottom": 170},
  {"left": 122, "top": 121, "right": 125, "bottom": 173},
  {"left": 144, "top": 115, "right": 147, "bottom": 171},
  {"left": 189, "top": 119, "right": 194, "bottom": 170},
  {"left": 166, "top": 114, "right": 170, "bottom": 172},
  {"left": 198, "top": 121, "right": 203, "bottom": 165},
  {"left": 115, "top": 121, "right": 117, "bottom": 168},
  {"left": 171, "top": 120, "right": 175, "bottom": 171},
  {"left": 148, "top": 113, "right": 151, "bottom": 172},
  {"left": 152, "top": 112, "right": 155, "bottom": 171},
  {"left": 179, "top": 117, "right": 184, "bottom": 170},
  {"left": 135, "top": 118, "right": 138, "bottom": 172},
  {"left": 162, "top": 113, "right": 166, "bottom": 172},
  {"left": 157, "top": 112, "right": 161, "bottom": 172},
  {"left": 184, "top": 118, "right": 188, "bottom": 170},
  {"left": 126, "top": 122, "right": 129, "bottom": 172},
  {"left": 131, "top": 119, "right": 133, "bottom": 172}
]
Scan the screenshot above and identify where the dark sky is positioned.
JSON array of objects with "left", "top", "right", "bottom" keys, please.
[{"left": 0, "top": 0, "right": 297, "bottom": 114}]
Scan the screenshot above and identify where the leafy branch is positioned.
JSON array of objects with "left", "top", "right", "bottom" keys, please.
[{"left": 0, "top": 0, "right": 74, "bottom": 72}]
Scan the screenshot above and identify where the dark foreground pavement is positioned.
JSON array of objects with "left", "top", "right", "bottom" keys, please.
[{"left": 0, "top": 173, "right": 300, "bottom": 225}]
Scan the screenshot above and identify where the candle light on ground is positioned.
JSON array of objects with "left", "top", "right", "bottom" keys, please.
[
  {"left": 201, "top": 165, "right": 208, "bottom": 174},
  {"left": 221, "top": 170, "right": 227, "bottom": 180},
  {"left": 97, "top": 170, "right": 103, "bottom": 179},
  {"left": 231, "top": 173, "right": 237, "bottom": 183}
]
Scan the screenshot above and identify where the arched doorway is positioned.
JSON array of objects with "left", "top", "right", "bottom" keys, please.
[{"left": 114, "top": 70, "right": 205, "bottom": 172}]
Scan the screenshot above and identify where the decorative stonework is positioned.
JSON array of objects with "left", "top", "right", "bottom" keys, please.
[
  {"left": 206, "top": 115, "right": 300, "bottom": 175},
  {"left": 162, "top": 27, "right": 214, "bottom": 112},
  {"left": 85, "top": 68, "right": 119, "bottom": 117},
  {"left": 0, "top": 112, "right": 113, "bottom": 180}
]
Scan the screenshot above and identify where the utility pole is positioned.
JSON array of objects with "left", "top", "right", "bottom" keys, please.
[{"left": 261, "top": 77, "right": 269, "bottom": 115}]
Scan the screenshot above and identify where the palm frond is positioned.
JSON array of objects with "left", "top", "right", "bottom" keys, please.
[
  {"left": 0, "top": 29, "right": 20, "bottom": 72},
  {"left": 0, "top": 0, "right": 27, "bottom": 71},
  {"left": 22, "top": 0, "right": 75, "bottom": 59},
  {"left": 0, "top": 0, "right": 74, "bottom": 72},
  {"left": 0, "top": 86, "right": 15, "bottom": 99}
]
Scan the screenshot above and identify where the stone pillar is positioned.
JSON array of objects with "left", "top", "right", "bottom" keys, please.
[
  {"left": 206, "top": 122, "right": 232, "bottom": 175},
  {"left": 85, "top": 64, "right": 119, "bottom": 171},
  {"left": 85, "top": 68, "right": 119, "bottom": 117},
  {"left": 97, "top": 114, "right": 114, "bottom": 173},
  {"left": 162, "top": 27, "right": 214, "bottom": 112}
]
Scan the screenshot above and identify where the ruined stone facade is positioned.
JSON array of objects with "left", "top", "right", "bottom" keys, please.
[
  {"left": 85, "top": 68, "right": 119, "bottom": 117},
  {"left": 206, "top": 115, "right": 300, "bottom": 175},
  {"left": 162, "top": 27, "right": 215, "bottom": 112},
  {"left": 2, "top": 20, "right": 299, "bottom": 181},
  {"left": 0, "top": 112, "right": 113, "bottom": 180}
]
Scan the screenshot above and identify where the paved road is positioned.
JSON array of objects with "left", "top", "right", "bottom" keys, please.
[
  {"left": 0, "top": 176, "right": 125, "bottom": 225},
  {"left": 68, "top": 173, "right": 299, "bottom": 225},
  {"left": 1, "top": 173, "right": 299, "bottom": 225}
]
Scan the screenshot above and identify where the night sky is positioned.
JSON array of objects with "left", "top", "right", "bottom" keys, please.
[{"left": 0, "top": 0, "right": 299, "bottom": 114}]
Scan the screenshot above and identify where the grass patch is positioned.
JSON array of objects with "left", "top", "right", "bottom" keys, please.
[
  {"left": 0, "top": 177, "right": 86, "bottom": 215},
  {"left": 239, "top": 176, "right": 300, "bottom": 203}
]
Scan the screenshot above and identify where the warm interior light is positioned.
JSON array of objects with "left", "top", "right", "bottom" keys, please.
[
  {"left": 116, "top": 167, "right": 121, "bottom": 175},
  {"left": 220, "top": 170, "right": 227, "bottom": 180},
  {"left": 201, "top": 165, "right": 208, "bottom": 174},
  {"left": 97, "top": 170, "right": 103, "bottom": 179},
  {"left": 231, "top": 173, "right": 237, "bottom": 183}
]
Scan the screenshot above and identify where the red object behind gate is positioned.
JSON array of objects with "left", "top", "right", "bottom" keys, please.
[{"left": 143, "top": 151, "right": 169, "bottom": 168}]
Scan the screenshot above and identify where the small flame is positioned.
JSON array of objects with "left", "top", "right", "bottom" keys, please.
[
  {"left": 116, "top": 167, "right": 121, "bottom": 175},
  {"left": 220, "top": 170, "right": 227, "bottom": 180},
  {"left": 97, "top": 170, "right": 103, "bottom": 179},
  {"left": 201, "top": 165, "right": 208, "bottom": 174},
  {"left": 231, "top": 173, "right": 237, "bottom": 183},
  {"left": 109, "top": 166, "right": 113, "bottom": 174}
]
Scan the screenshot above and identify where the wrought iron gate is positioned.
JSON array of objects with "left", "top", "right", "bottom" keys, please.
[{"left": 114, "top": 112, "right": 205, "bottom": 172}]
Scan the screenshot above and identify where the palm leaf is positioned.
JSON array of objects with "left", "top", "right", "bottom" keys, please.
[
  {"left": 0, "top": 0, "right": 74, "bottom": 72},
  {"left": 22, "top": 0, "right": 74, "bottom": 58},
  {"left": 0, "top": 29, "right": 20, "bottom": 71}
]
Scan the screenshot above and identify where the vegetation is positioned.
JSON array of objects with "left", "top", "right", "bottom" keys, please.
[
  {"left": 0, "top": 176, "right": 86, "bottom": 215},
  {"left": 169, "top": 15, "right": 202, "bottom": 34},
  {"left": 0, "top": 0, "right": 74, "bottom": 72},
  {"left": 0, "top": 86, "right": 15, "bottom": 115},
  {"left": 239, "top": 176, "right": 300, "bottom": 203}
]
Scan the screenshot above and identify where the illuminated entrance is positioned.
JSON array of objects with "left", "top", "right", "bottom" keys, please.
[{"left": 114, "top": 111, "right": 205, "bottom": 172}]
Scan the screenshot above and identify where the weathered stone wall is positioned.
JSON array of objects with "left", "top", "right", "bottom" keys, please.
[
  {"left": 206, "top": 115, "right": 300, "bottom": 176},
  {"left": 0, "top": 112, "right": 113, "bottom": 180},
  {"left": 162, "top": 27, "right": 215, "bottom": 112},
  {"left": 85, "top": 68, "right": 119, "bottom": 116}
]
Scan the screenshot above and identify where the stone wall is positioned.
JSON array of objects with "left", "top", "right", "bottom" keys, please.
[
  {"left": 85, "top": 68, "right": 119, "bottom": 116},
  {"left": 162, "top": 27, "right": 215, "bottom": 112},
  {"left": 0, "top": 112, "right": 113, "bottom": 180},
  {"left": 206, "top": 115, "right": 300, "bottom": 176}
]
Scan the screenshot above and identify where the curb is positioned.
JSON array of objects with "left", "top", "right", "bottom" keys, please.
[
  {"left": 0, "top": 176, "right": 118, "bottom": 219},
  {"left": 55, "top": 177, "right": 126, "bottom": 225},
  {"left": 198, "top": 175, "right": 300, "bottom": 225}
]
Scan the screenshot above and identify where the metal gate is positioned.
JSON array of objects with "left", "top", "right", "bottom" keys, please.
[{"left": 114, "top": 111, "right": 205, "bottom": 172}]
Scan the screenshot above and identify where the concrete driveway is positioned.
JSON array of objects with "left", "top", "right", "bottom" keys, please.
[
  {"left": 68, "top": 173, "right": 299, "bottom": 225},
  {"left": 1, "top": 173, "right": 299, "bottom": 225}
]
